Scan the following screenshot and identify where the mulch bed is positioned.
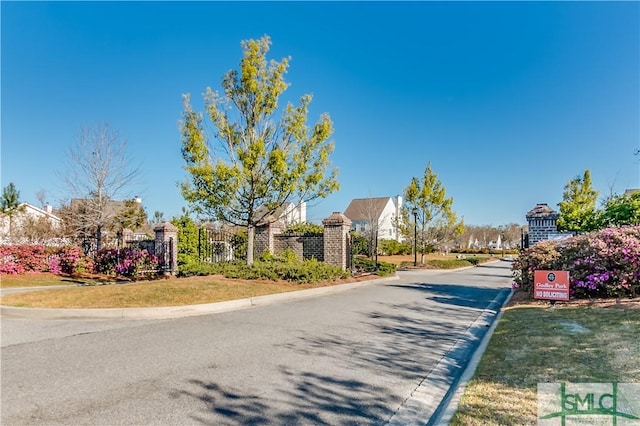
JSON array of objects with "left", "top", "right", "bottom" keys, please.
[{"left": 506, "top": 288, "right": 640, "bottom": 310}]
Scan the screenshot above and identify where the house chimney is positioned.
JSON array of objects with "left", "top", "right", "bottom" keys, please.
[
  {"left": 134, "top": 196, "right": 142, "bottom": 204},
  {"left": 45, "top": 203, "right": 53, "bottom": 214}
]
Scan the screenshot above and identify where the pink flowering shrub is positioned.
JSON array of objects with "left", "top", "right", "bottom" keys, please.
[
  {"left": 0, "top": 245, "right": 25, "bottom": 274},
  {"left": 56, "top": 246, "right": 93, "bottom": 275},
  {"left": 0, "top": 245, "right": 48, "bottom": 273},
  {"left": 512, "top": 226, "right": 640, "bottom": 298},
  {"left": 94, "top": 248, "right": 159, "bottom": 278},
  {"left": 0, "top": 245, "right": 93, "bottom": 275}
]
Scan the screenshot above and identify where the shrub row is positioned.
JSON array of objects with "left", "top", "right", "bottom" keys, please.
[
  {"left": 352, "top": 257, "right": 397, "bottom": 276},
  {"left": 178, "top": 258, "right": 350, "bottom": 283},
  {"left": 451, "top": 248, "right": 519, "bottom": 255},
  {"left": 0, "top": 245, "right": 90, "bottom": 275},
  {"left": 399, "top": 257, "right": 483, "bottom": 269},
  {"left": 0, "top": 244, "right": 159, "bottom": 279},
  {"left": 512, "top": 226, "right": 639, "bottom": 298}
]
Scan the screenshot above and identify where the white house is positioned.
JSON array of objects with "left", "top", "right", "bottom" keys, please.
[
  {"left": 0, "top": 203, "right": 63, "bottom": 240},
  {"left": 343, "top": 196, "right": 404, "bottom": 241},
  {"left": 278, "top": 201, "right": 306, "bottom": 225},
  {"left": 254, "top": 201, "right": 307, "bottom": 226}
]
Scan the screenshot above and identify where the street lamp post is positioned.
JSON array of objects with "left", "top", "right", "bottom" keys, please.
[{"left": 412, "top": 207, "right": 418, "bottom": 267}]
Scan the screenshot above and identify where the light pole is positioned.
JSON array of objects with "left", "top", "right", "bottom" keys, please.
[{"left": 412, "top": 207, "right": 418, "bottom": 267}]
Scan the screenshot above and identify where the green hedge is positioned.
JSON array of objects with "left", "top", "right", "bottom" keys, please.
[
  {"left": 178, "top": 258, "right": 350, "bottom": 283},
  {"left": 352, "top": 257, "right": 397, "bottom": 276}
]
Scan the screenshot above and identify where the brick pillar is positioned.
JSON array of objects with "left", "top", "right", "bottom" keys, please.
[
  {"left": 154, "top": 221, "right": 178, "bottom": 275},
  {"left": 254, "top": 220, "right": 284, "bottom": 258},
  {"left": 323, "top": 212, "right": 352, "bottom": 270}
]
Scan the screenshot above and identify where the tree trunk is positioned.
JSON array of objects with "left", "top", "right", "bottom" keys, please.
[
  {"left": 96, "top": 224, "right": 102, "bottom": 252},
  {"left": 246, "top": 224, "right": 255, "bottom": 265}
]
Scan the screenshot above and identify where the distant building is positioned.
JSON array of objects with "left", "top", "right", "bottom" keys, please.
[
  {"left": 254, "top": 201, "right": 306, "bottom": 226},
  {"left": 0, "top": 202, "right": 63, "bottom": 241},
  {"left": 343, "top": 196, "right": 403, "bottom": 241}
]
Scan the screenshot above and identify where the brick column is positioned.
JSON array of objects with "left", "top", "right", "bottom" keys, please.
[
  {"left": 322, "top": 212, "right": 352, "bottom": 270},
  {"left": 254, "top": 220, "right": 284, "bottom": 258},
  {"left": 154, "top": 221, "right": 178, "bottom": 275}
]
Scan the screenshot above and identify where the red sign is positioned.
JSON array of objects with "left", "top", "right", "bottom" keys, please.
[{"left": 534, "top": 270, "right": 570, "bottom": 301}]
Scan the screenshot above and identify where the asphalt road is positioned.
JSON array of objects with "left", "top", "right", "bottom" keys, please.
[{"left": 1, "top": 261, "right": 512, "bottom": 425}]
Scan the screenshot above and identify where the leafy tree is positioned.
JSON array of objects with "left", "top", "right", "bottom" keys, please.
[
  {"left": 1, "top": 182, "right": 26, "bottom": 238},
  {"left": 170, "top": 212, "right": 200, "bottom": 266},
  {"left": 401, "top": 163, "right": 463, "bottom": 263},
  {"left": 284, "top": 222, "right": 323, "bottom": 235},
  {"left": 557, "top": 169, "right": 599, "bottom": 233},
  {"left": 151, "top": 211, "right": 165, "bottom": 226},
  {"left": 598, "top": 191, "right": 640, "bottom": 227},
  {"left": 179, "top": 35, "right": 339, "bottom": 264},
  {"left": 113, "top": 198, "right": 149, "bottom": 240},
  {"left": 59, "top": 123, "right": 141, "bottom": 251}
]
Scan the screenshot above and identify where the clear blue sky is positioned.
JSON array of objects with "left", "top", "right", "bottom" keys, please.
[{"left": 2, "top": 1, "right": 639, "bottom": 226}]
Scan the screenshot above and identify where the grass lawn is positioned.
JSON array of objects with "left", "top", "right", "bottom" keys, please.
[
  {"left": 450, "top": 291, "right": 640, "bottom": 425},
  {"left": 0, "top": 256, "right": 491, "bottom": 308},
  {"left": 0, "top": 272, "right": 109, "bottom": 288},
  {"left": 379, "top": 253, "right": 501, "bottom": 267},
  {"left": 0, "top": 273, "right": 379, "bottom": 308}
]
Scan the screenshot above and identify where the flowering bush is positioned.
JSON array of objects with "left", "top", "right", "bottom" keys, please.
[
  {"left": 56, "top": 246, "right": 93, "bottom": 275},
  {"left": 94, "top": 247, "right": 159, "bottom": 278},
  {"left": 0, "top": 246, "right": 25, "bottom": 274},
  {"left": 0, "top": 244, "right": 93, "bottom": 275},
  {"left": 0, "top": 244, "right": 48, "bottom": 273},
  {"left": 512, "top": 226, "right": 640, "bottom": 299}
]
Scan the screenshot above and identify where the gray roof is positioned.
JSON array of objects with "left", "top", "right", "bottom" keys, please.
[
  {"left": 343, "top": 197, "right": 391, "bottom": 221},
  {"left": 526, "top": 203, "right": 559, "bottom": 219}
]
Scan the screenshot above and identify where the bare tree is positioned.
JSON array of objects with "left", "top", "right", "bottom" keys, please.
[
  {"left": 15, "top": 215, "right": 64, "bottom": 244},
  {"left": 59, "top": 123, "right": 141, "bottom": 251},
  {"left": 358, "top": 197, "right": 387, "bottom": 261},
  {"left": 36, "top": 189, "right": 47, "bottom": 209}
]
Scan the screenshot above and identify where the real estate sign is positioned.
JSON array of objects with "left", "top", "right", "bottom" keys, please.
[{"left": 534, "top": 270, "right": 570, "bottom": 301}]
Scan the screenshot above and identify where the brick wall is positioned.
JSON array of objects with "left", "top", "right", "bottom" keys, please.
[
  {"left": 253, "top": 212, "right": 351, "bottom": 270},
  {"left": 274, "top": 234, "right": 324, "bottom": 261}
]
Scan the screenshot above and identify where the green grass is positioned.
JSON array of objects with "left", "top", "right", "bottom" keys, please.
[
  {"left": 0, "top": 273, "right": 380, "bottom": 308},
  {"left": 0, "top": 272, "right": 109, "bottom": 288},
  {"left": 450, "top": 298, "right": 640, "bottom": 425}
]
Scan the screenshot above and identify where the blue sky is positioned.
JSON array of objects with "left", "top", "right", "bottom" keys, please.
[{"left": 2, "top": 1, "right": 639, "bottom": 226}]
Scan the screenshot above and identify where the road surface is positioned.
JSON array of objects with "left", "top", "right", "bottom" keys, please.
[{"left": 1, "top": 261, "right": 512, "bottom": 425}]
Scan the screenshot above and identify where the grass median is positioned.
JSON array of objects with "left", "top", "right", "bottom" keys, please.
[
  {"left": 0, "top": 272, "right": 379, "bottom": 308},
  {"left": 450, "top": 291, "right": 640, "bottom": 425}
]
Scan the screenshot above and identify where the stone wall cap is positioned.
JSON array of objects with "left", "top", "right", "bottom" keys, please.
[
  {"left": 525, "top": 203, "right": 559, "bottom": 219},
  {"left": 153, "top": 221, "right": 178, "bottom": 232},
  {"left": 322, "top": 212, "right": 352, "bottom": 226}
]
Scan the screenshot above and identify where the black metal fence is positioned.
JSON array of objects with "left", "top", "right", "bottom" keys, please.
[
  {"left": 198, "top": 228, "right": 236, "bottom": 263},
  {"left": 126, "top": 238, "right": 175, "bottom": 275}
]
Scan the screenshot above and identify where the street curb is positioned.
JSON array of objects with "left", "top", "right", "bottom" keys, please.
[
  {"left": 384, "top": 286, "right": 512, "bottom": 426},
  {"left": 0, "top": 274, "right": 400, "bottom": 320},
  {"left": 431, "top": 288, "right": 514, "bottom": 425}
]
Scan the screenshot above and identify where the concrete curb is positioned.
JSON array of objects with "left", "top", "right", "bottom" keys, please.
[
  {"left": 431, "top": 289, "right": 514, "bottom": 426},
  {"left": 0, "top": 274, "right": 400, "bottom": 320},
  {"left": 384, "top": 287, "right": 512, "bottom": 426}
]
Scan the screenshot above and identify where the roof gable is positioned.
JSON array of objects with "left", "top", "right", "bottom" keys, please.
[{"left": 343, "top": 197, "right": 392, "bottom": 221}]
